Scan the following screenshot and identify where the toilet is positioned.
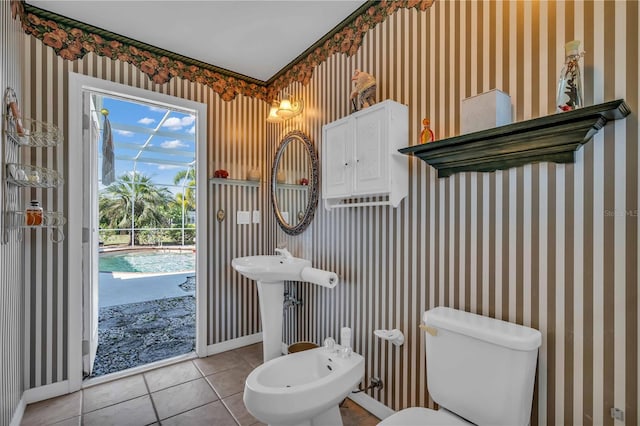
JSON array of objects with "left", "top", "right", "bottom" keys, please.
[{"left": 380, "top": 307, "right": 542, "bottom": 426}]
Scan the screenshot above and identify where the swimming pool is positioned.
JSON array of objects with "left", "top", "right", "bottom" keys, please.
[{"left": 99, "top": 250, "right": 195, "bottom": 273}]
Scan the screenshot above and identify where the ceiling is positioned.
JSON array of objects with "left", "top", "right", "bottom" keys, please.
[{"left": 28, "top": 0, "right": 365, "bottom": 82}]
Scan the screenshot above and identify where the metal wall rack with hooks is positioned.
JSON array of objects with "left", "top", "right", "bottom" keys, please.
[{"left": 2, "top": 87, "right": 65, "bottom": 243}]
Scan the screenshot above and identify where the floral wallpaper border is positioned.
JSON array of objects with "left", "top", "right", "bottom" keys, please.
[{"left": 12, "top": 0, "right": 434, "bottom": 103}]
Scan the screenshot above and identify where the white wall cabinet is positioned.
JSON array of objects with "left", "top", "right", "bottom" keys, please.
[{"left": 322, "top": 100, "right": 408, "bottom": 209}]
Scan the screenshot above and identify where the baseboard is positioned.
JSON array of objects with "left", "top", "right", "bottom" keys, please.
[
  {"left": 9, "top": 397, "right": 26, "bottom": 426},
  {"left": 22, "top": 380, "right": 71, "bottom": 404},
  {"left": 348, "top": 391, "right": 395, "bottom": 420},
  {"left": 206, "top": 332, "right": 263, "bottom": 356}
]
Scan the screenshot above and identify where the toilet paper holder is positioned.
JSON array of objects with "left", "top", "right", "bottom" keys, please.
[{"left": 373, "top": 329, "right": 405, "bottom": 346}]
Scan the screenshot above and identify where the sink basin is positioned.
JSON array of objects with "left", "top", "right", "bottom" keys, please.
[
  {"left": 232, "top": 255, "right": 311, "bottom": 283},
  {"left": 231, "top": 252, "right": 329, "bottom": 363}
]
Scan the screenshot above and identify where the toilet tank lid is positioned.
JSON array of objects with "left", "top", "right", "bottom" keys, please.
[{"left": 424, "top": 307, "right": 542, "bottom": 351}]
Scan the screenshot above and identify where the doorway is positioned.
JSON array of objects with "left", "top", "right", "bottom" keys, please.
[{"left": 68, "top": 74, "right": 208, "bottom": 387}]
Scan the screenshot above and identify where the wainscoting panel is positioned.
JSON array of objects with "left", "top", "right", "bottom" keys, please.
[{"left": 271, "top": 2, "right": 639, "bottom": 426}]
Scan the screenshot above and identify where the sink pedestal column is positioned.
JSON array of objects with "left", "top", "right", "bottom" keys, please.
[{"left": 257, "top": 281, "right": 284, "bottom": 362}]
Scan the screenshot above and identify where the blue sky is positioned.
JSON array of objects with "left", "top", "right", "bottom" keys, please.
[{"left": 96, "top": 96, "right": 196, "bottom": 193}]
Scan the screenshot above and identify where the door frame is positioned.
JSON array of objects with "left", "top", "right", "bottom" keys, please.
[{"left": 67, "top": 73, "right": 208, "bottom": 391}]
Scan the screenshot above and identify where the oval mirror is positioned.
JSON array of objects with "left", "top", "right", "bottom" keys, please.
[{"left": 271, "top": 130, "right": 319, "bottom": 235}]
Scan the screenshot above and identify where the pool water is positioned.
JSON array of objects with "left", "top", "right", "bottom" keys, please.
[{"left": 99, "top": 250, "right": 195, "bottom": 273}]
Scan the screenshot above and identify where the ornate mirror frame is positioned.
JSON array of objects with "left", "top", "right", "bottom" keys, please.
[{"left": 271, "top": 130, "right": 319, "bottom": 236}]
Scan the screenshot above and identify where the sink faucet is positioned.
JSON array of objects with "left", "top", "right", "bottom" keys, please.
[{"left": 275, "top": 247, "right": 293, "bottom": 260}]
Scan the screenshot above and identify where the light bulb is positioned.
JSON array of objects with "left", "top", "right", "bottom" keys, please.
[
  {"left": 266, "top": 101, "right": 283, "bottom": 123},
  {"left": 277, "top": 98, "right": 295, "bottom": 118}
]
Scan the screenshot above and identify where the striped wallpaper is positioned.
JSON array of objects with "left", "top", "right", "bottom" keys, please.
[
  {"left": 269, "top": 2, "right": 639, "bottom": 426},
  {"left": 20, "top": 36, "right": 268, "bottom": 388},
  {"left": 9, "top": 3, "right": 640, "bottom": 426},
  {"left": 0, "top": 1, "right": 25, "bottom": 424},
  {"left": 209, "top": 180, "right": 262, "bottom": 344}
]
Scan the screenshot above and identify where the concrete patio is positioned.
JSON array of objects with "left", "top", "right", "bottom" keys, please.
[{"left": 99, "top": 271, "right": 195, "bottom": 307}]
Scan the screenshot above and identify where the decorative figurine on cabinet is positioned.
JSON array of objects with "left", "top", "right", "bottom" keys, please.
[
  {"left": 350, "top": 69, "right": 376, "bottom": 113},
  {"left": 420, "top": 118, "right": 435, "bottom": 144}
]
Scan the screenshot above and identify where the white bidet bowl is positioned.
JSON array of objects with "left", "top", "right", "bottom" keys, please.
[{"left": 244, "top": 346, "right": 364, "bottom": 426}]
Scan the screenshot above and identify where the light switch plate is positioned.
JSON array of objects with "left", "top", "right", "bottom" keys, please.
[
  {"left": 237, "top": 211, "right": 250, "bottom": 224},
  {"left": 252, "top": 210, "right": 260, "bottom": 224}
]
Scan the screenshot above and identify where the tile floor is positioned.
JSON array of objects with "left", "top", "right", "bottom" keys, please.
[{"left": 21, "top": 343, "right": 380, "bottom": 426}]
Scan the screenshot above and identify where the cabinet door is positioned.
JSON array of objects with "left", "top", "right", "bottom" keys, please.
[
  {"left": 353, "top": 106, "right": 388, "bottom": 195},
  {"left": 322, "top": 119, "right": 353, "bottom": 198}
]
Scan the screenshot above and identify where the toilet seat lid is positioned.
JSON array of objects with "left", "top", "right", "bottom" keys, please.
[{"left": 378, "top": 407, "right": 470, "bottom": 426}]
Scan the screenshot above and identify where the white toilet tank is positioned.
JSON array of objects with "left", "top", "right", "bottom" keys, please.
[{"left": 424, "top": 307, "right": 541, "bottom": 426}]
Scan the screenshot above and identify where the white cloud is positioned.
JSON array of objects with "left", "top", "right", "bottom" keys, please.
[
  {"left": 148, "top": 105, "right": 166, "bottom": 113},
  {"left": 138, "top": 117, "right": 155, "bottom": 125},
  {"left": 161, "top": 139, "right": 187, "bottom": 149},
  {"left": 161, "top": 115, "right": 196, "bottom": 130},
  {"left": 161, "top": 117, "right": 182, "bottom": 130},
  {"left": 188, "top": 125, "right": 195, "bottom": 135},
  {"left": 114, "top": 129, "right": 133, "bottom": 137},
  {"left": 158, "top": 164, "right": 181, "bottom": 170}
]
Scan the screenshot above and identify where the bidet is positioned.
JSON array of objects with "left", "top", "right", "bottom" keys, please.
[{"left": 244, "top": 345, "right": 364, "bottom": 426}]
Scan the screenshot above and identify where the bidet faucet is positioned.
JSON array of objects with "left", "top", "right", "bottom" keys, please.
[{"left": 275, "top": 247, "right": 294, "bottom": 259}]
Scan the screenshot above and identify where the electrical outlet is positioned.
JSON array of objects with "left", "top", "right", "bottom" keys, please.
[
  {"left": 236, "top": 211, "right": 250, "bottom": 224},
  {"left": 252, "top": 210, "right": 260, "bottom": 224}
]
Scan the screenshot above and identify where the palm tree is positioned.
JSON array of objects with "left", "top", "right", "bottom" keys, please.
[
  {"left": 173, "top": 167, "right": 196, "bottom": 211},
  {"left": 172, "top": 167, "right": 196, "bottom": 245},
  {"left": 99, "top": 172, "right": 173, "bottom": 245}
]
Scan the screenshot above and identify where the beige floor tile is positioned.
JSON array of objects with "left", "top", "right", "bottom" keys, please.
[
  {"left": 193, "top": 350, "right": 252, "bottom": 376},
  {"left": 21, "top": 391, "right": 82, "bottom": 426},
  {"left": 83, "top": 374, "right": 148, "bottom": 413},
  {"left": 232, "top": 343, "right": 263, "bottom": 368},
  {"left": 161, "top": 401, "right": 237, "bottom": 426},
  {"left": 151, "top": 377, "right": 218, "bottom": 420},
  {"left": 17, "top": 345, "right": 377, "bottom": 426},
  {"left": 340, "top": 399, "right": 380, "bottom": 426},
  {"left": 221, "top": 392, "right": 259, "bottom": 426},
  {"left": 205, "top": 364, "right": 253, "bottom": 399},
  {"left": 83, "top": 395, "right": 157, "bottom": 426},
  {"left": 143, "top": 361, "right": 201, "bottom": 393}
]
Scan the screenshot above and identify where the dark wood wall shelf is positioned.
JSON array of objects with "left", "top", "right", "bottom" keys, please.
[{"left": 399, "top": 99, "right": 631, "bottom": 178}]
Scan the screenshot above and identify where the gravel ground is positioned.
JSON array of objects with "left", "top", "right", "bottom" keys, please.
[
  {"left": 178, "top": 275, "right": 196, "bottom": 292},
  {"left": 91, "top": 294, "right": 196, "bottom": 377}
]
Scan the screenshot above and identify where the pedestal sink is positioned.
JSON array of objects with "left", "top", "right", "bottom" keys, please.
[{"left": 232, "top": 251, "right": 312, "bottom": 362}]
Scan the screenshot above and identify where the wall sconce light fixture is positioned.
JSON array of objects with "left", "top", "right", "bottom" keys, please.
[{"left": 266, "top": 95, "right": 304, "bottom": 123}]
